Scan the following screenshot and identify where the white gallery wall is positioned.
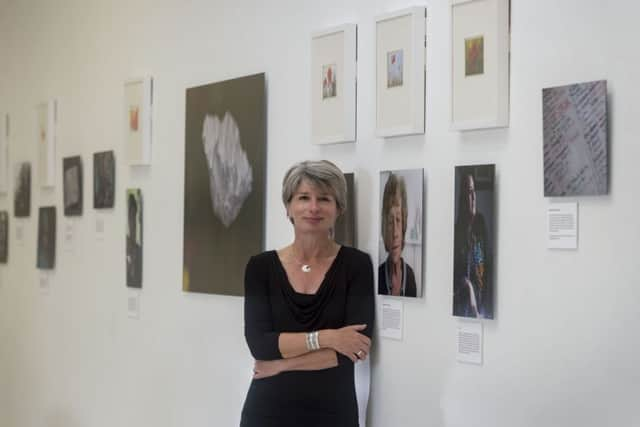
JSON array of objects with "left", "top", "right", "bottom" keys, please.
[{"left": 1, "top": 0, "right": 639, "bottom": 426}]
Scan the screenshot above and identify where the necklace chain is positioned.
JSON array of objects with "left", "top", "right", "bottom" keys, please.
[{"left": 290, "top": 245, "right": 337, "bottom": 274}]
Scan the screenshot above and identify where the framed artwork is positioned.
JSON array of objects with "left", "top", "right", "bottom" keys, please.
[
  {"left": 0, "top": 211, "right": 8, "bottom": 263},
  {"left": 311, "top": 24, "right": 357, "bottom": 144},
  {"left": 543, "top": 80, "right": 608, "bottom": 196},
  {"left": 334, "top": 172, "right": 355, "bottom": 247},
  {"left": 0, "top": 113, "right": 8, "bottom": 194},
  {"left": 184, "top": 73, "right": 266, "bottom": 296},
  {"left": 36, "top": 100, "right": 57, "bottom": 187},
  {"left": 378, "top": 168, "right": 423, "bottom": 298},
  {"left": 93, "top": 150, "right": 115, "bottom": 209},
  {"left": 126, "top": 189, "right": 143, "bottom": 288},
  {"left": 63, "top": 156, "right": 83, "bottom": 216},
  {"left": 14, "top": 162, "right": 31, "bottom": 218},
  {"left": 375, "top": 7, "right": 426, "bottom": 138},
  {"left": 453, "top": 164, "right": 495, "bottom": 319},
  {"left": 37, "top": 206, "right": 56, "bottom": 270},
  {"left": 450, "top": 0, "right": 510, "bottom": 130},
  {"left": 124, "top": 77, "right": 153, "bottom": 165}
]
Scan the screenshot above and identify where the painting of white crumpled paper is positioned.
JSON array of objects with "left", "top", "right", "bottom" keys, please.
[{"left": 202, "top": 112, "right": 253, "bottom": 227}]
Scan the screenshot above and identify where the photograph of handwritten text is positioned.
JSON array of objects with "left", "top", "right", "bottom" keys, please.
[{"left": 542, "top": 80, "right": 608, "bottom": 196}]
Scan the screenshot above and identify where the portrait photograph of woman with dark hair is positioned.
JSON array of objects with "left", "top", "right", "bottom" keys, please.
[{"left": 453, "top": 164, "right": 495, "bottom": 319}]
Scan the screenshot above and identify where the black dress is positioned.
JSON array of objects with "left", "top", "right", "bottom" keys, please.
[{"left": 241, "top": 246, "right": 375, "bottom": 427}]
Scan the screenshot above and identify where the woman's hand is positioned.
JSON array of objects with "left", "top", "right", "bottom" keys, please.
[
  {"left": 322, "top": 325, "right": 371, "bottom": 363},
  {"left": 253, "top": 359, "right": 285, "bottom": 379}
]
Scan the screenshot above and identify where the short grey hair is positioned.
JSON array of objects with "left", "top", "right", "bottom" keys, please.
[{"left": 282, "top": 160, "right": 347, "bottom": 215}]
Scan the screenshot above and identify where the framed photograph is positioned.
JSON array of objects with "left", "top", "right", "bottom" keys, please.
[
  {"left": 453, "top": 164, "right": 495, "bottom": 319},
  {"left": 450, "top": 0, "right": 510, "bottom": 130},
  {"left": 93, "top": 150, "right": 115, "bottom": 209},
  {"left": 184, "top": 73, "right": 266, "bottom": 296},
  {"left": 311, "top": 24, "right": 357, "bottom": 144},
  {"left": 378, "top": 168, "right": 423, "bottom": 298},
  {"left": 375, "top": 7, "right": 426, "bottom": 138},
  {"left": 63, "top": 156, "right": 83, "bottom": 216},
  {"left": 37, "top": 206, "right": 56, "bottom": 270},
  {"left": 126, "top": 189, "right": 143, "bottom": 288},
  {"left": 0, "top": 211, "right": 8, "bottom": 263},
  {"left": 0, "top": 113, "right": 8, "bottom": 194},
  {"left": 333, "top": 172, "right": 355, "bottom": 247},
  {"left": 14, "top": 162, "right": 31, "bottom": 218},
  {"left": 124, "top": 77, "right": 153, "bottom": 165},
  {"left": 36, "top": 100, "right": 57, "bottom": 187},
  {"left": 543, "top": 80, "right": 608, "bottom": 196}
]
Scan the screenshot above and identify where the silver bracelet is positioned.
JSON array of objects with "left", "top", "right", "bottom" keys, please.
[
  {"left": 306, "top": 332, "right": 313, "bottom": 351},
  {"left": 306, "top": 331, "right": 320, "bottom": 351}
]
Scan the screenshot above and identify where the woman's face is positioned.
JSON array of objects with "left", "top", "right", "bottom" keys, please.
[
  {"left": 385, "top": 195, "right": 404, "bottom": 263},
  {"left": 287, "top": 179, "right": 338, "bottom": 236},
  {"left": 465, "top": 175, "right": 476, "bottom": 218}
]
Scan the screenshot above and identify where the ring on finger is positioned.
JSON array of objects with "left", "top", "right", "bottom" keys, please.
[{"left": 356, "top": 350, "right": 364, "bottom": 358}]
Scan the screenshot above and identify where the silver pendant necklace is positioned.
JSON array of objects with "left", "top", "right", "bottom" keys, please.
[
  {"left": 291, "top": 244, "right": 336, "bottom": 274},
  {"left": 291, "top": 251, "right": 313, "bottom": 273}
]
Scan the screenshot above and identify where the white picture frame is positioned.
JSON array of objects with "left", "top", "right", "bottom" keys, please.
[
  {"left": 375, "top": 7, "right": 426, "bottom": 138},
  {"left": 0, "top": 113, "right": 8, "bottom": 194},
  {"left": 36, "top": 100, "right": 57, "bottom": 188},
  {"left": 124, "top": 76, "right": 153, "bottom": 165},
  {"left": 311, "top": 24, "right": 357, "bottom": 145},
  {"left": 450, "top": 0, "right": 510, "bottom": 130}
]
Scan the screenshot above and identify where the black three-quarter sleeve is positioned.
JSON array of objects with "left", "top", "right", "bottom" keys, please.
[
  {"left": 337, "top": 250, "right": 375, "bottom": 366},
  {"left": 243, "top": 255, "right": 283, "bottom": 361}
]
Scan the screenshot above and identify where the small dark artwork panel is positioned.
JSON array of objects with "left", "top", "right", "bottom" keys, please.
[
  {"left": 334, "top": 172, "right": 355, "bottom": 247},
  {"left": 63, "top": 156, "right": 83, "bottom": 216},
  {"left": 0, "top": 211, "right": 8, "bottom": 263},
  {"left": 14, "top": 162, "right": 31, "bottom": 218},
  {"left": 94, "top": 151, "right": 115, "bottom": 209},
  {"left": 37, "top": 206, "right": 56, "bottom": 270},
  {"left": 126, "top": 189, "right": 143, "bottom": 288}
]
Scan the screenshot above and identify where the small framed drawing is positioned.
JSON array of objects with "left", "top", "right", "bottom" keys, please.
[
  {"left": 311, "top": 24, "right": 357, "bottom": 144},
  {"left": 375, "top": 7, "right": 426, "bottom": 138},
  {"left": 36, "top": 100, "right": 57, "bottom": 188},
  {"left": 124, "top": 77, "right": 153, "bottom": 165},
  {"left": 0, "top": 113, "right": 8, "bottom": 194},
  {"left": 450, "top": 0, "right": 510, "bottom": 130}
]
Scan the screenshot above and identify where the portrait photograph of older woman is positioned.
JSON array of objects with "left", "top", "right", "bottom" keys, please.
[
  {"left": 241, "top": 160, "right": 374, "bottom": 427},
  {"left": 453, "top": 164, "right": 495, "bottom": 319},
  {"left": 378, "top": 169, "right": 423, "bottom": 298}
]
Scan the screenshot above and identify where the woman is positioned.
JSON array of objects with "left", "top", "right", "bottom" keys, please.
[
  {"left": 241, "top": 160, "right": 375, "bottom": 427},
  {"left": 453, "top": 173, "right": 490, "bottom": 318},
  {"left": 378, "top": 173, "right": 417, "bottom": 297}
]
